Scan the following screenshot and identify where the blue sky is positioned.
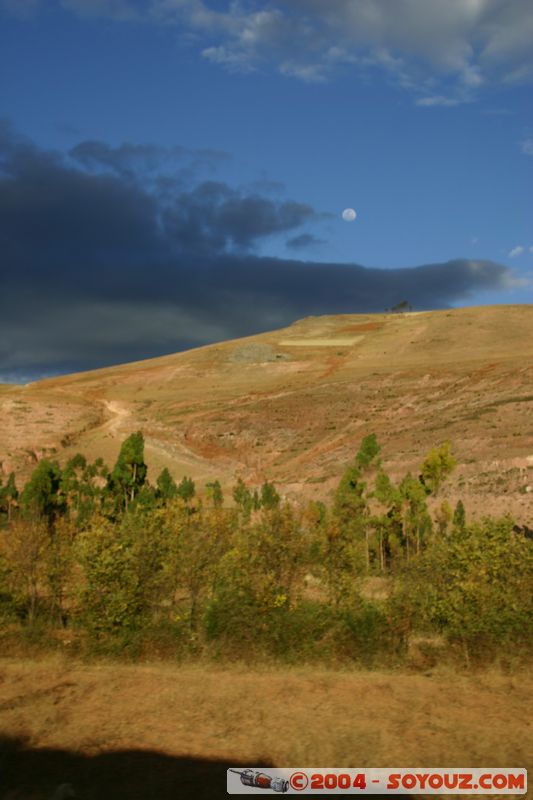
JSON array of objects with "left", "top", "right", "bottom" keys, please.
[{"left": 1, "top": 0, "right": 532, "bottom": 379}]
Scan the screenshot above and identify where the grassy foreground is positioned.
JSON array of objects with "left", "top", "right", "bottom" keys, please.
[{"left": 0, "top": 658, "right": 531, "bottom": 799}]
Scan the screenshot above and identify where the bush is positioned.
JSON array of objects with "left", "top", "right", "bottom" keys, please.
[
  {"left": 390, "top": 517, "right": 533, "bottom": 663},
  {"left": 73, "top": 517, "right": 149, "bottom": 635}
]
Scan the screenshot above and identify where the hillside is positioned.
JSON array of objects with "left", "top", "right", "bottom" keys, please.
[{"left": 2, "top": 305, "right": 533, "bottom": 521}]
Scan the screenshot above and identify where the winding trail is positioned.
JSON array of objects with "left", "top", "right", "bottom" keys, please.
[
  {"left": 100, "top": 399, "right": 131, "bottom": 437},
  {"left": 98, "top": 397, "right": 227, "bottom": 477}
]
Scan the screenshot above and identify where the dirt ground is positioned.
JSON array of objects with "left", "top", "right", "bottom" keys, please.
[{"left": 0, "top": 658, "right": 531, "bottom": 799}]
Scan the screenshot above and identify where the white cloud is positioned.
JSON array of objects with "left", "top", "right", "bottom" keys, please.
[
  {"left": 10, "top": 0, "right": 533, "bottom": 102},
  {"left": 148, "top": 0, "right": 533, "bottom": 101},
  {"left": 508, "top": 245, "right": 525, "bottom": 258},
  {"left": 279, "top": 61, "right": 327, "bottom": 83},
  {"left": 521, "top": 139, "right": 533, "bottom": 155},
  {"left": 500, "top": 273, "right": 531, "bottom": 289},
  {"left": 202, "top": 45, "right": 255, "bottom": 72},
  {"left": 415, "top": 95, "right": 461, "bottom": 107},
  {"left": 461, "top": 63, "right": 484, "bottom": 88}
]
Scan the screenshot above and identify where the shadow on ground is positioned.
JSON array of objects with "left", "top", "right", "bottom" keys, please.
[{"left": 0, "top": 736, "right": 410, "bottom": 799}]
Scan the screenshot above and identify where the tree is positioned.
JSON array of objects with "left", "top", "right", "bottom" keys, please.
[
  {"left": 74, "top": 516, "right": 147, "bottom": 634},
  {"left": 334, "top": 463, "right": 365, "bottom": 517},
  {"left": 131, "top": 483, "right": 157, "bottom": 513},
  {"left": 335, "top": 435, "right": 381, "bottom": 518},
  {"left": 20, "top": 460, "right": 65, "bottom": 524},
  {"left": 334, "top": 435, "right": 381, "bottom": 571},
  {"left": 0, "top": 518, "right": 50, "bottom": 623},
  {"left": 159, "top": 501, "right": 231, "bottom": 632},
  {"left": 355, "top": 433, "right": 381, "bottom": 470},
  {"left": 108, "top": 431, "right": 147, "bottom": 512},
  {"left": 61, "top": 453, "right": 94, "bottom": 523},
  {"left": 77, "top": 457, "right": 108, "bottom": 525},
  {"left": 45, "top": 515, "right": 77, "bottom": 625},
  {"left": 391, "top": 517, "right": 533, "bottom": 664},
  {"left": 206, "top": 480, "right": 224, "bottom": 508},
  {"left": 176, "top": 475, "right": 195, "bottom": 503},
  {"left": 206, "top": 503, "right": 307, "bottom": 647},
  {"left": 373, "top": 470, "right": 402, "bottom": 571},
  {"left": 233, "top": 478, "right": 253, "bottom": 519},
  {"left": 388, "top": 300, "right": 412, "bottom": 313},
  {"left": 260, "top": 481, "right": 280, "bottom": 510},
  {"left": 452, "top": 499, "right": 466, "bottom": 532},
  {"left": 399, "top": 473, "right": 433, "bottom": 558},
  {"left": 321, "top": 515, "right": 366, "bottom": 609},
  {"left": 420, "top": 441, "right": 456, "bottom": 496},
  {"left": 156, "top": 467, "right": 178, "bottom": 503},
  {"left": 435, "top": 500, "right": 453, "bottom": 537}
]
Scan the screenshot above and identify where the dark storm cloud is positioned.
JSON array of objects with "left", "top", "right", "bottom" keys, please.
[
  {"left": 0, "top": 125, "right": 517, "bottom": 380},
  {"left": 69, "top": 139, "right": 228, "bottom": 178},
  {"left": 162, "top": 181, "right": 317, "bottom": 254},
  {"left": 0, "top": 122, "right": 163, "bottom": 271},
  {"left": 286, "top": 233, "right": 325, "bottom": 250}
]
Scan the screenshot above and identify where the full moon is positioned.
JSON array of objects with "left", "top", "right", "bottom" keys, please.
[{"left": 342, "top": 208, "right": 357, "bottom": 222}]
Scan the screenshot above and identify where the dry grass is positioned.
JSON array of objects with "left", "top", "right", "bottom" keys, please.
[{"left": 0, "top": 658, "right": 531, "bottom": 798}]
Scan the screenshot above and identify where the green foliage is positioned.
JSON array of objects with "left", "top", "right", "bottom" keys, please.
[
  {"left": 20, "top": 460, "right": 65, "bottom": 524},
  {"left": 205, "top": 505, "right": 308, "bottom": 653},
  {"left": 45, "top": 516, "right": 77, "bottom": 625},
  {"left": 334, "top": 435, "right": 379, "bottom": 521},
  {"left": 108, "top": 431, "right": 147, "bottom": 512},
  {"left": 260, "top": 481, "right": 280, "bottom": 510},
  {"left": 74, "top": 515, "right": 153, "bottom": 634},
  {"left": 0, "top": 518, "right": 50, "bottom": 622},
  {"left": 3, "top": 433, "right": 531, "bottom": 668},
  {"left": 60, "top": 454, "right": 86, "bottom": 508},
  {"left": 333, "top": 463, "right": 365, "bottom": 520},
  {"left": 355, "top": 433, "right": 381, "bottom": 470},
  {"left": 332, "top": 435, "right": 382, "bottom": 575},
  {"left": 420, "top": 441, "right": 456, "bottom": 495},
  {"left": 156, "top": 467, "right": 178, "bottom": 502},
  {"left": 390, "top": 517, "right": 533, "bottom": 661},
  {"left": 176, "top": 475, "right": 195, "bottom": 502},
  {"left": 320, "top": 515, "right": 366, "bottom": 609},
  {"left": 453, "top": 499, "right": 466, "bottom": 531},
  {"left": 61, "top": 454, "right": 107, "bottom": 526},
  {"left": 161, "top": 501, "right": 233, "bottom": 631},
  {"left": 398, "top": 473, "right": 433, "bottom": 556},
  {"left": 205, "top": 479, "right": 224, "bottom": 508},
  {"left": 434, "top": 500, "right": 453, "bottom": 537},
  {"left": 233, "top": 478, "right": 254, "bottom": 519},
  {"left": 338, "top": 601, "right": 400, "bottom": 665}
]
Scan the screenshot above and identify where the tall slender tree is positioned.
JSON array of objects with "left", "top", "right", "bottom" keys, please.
[
  {"left": 156, "top": 467, "right": 178, "bottom": 503},
  {"left": 108, "top": 431, "right": 147, "bottom": 512},
  {"left": 20, "top": 460, "right": 64, "bottom": 525}
]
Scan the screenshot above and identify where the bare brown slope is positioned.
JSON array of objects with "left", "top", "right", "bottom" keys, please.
[{"left": 2, "top": 305, "right": 533, "bottom": 520}]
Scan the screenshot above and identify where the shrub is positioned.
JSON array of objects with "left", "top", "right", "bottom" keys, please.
[{"left": 390, "top": 517, "right": 533, "bottom": 663}]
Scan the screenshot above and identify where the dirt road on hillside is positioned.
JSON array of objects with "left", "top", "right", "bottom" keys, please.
[{"left": 100, "top": 400, "right": 130, "bottom": 437}]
